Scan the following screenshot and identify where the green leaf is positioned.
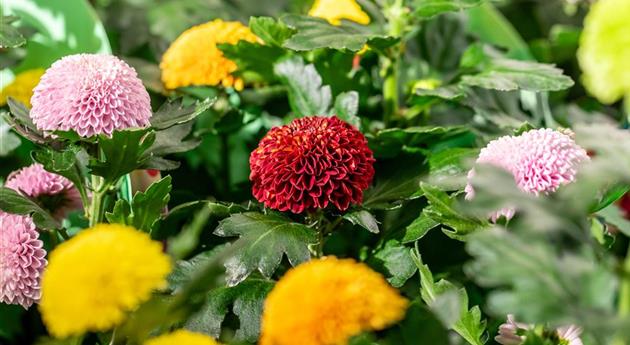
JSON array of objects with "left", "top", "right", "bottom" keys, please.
[
  {"left": 143, "top": 122, "right": 201, "bottom": 171},
  {"left": 414, "top": 0, "right": 483, "bottom": 18},
  {"left": 343, "top": 210, "right": 379, "bottom": 233},
  {"left": 333, "top": 91, "right": 361, "bottom": 129},
  {"left": 0, "top": 114, "right": 21, "bottom": 156},
  {"left": 0, "top": 187, "right": 59, "bottom": 230},
  {"left": 281, "top": 14, "right": 390, "bottom": 52},
  {"left": 219, "top": 41, "right": 287, "bottom": 81},
  {"left": 460, "top": 59, "right": 574, "bottom": 92},
  {"left": 598, "top": 204, "right": 630, "bottom": 237},
  {"left": 106, "top": 176, "right": 171, "bottom": 232},
  {"left": 214, "top": 212, "right": 317, "bottom": 286},
  {"left": 411, "top": 249, "right": 486, "bottom": 345},
  {"left": 185, "top": 278, "right": 274, "bottom": 342},
  {"left": 362, "top": 155, "right": 425, "bottom": 210},
  {"left": 0, "top": 15, "right": 25, "bottom": 48},
  {"left": 32, "top": 146, "right": 88, "bottom": 205},
  {"left": 369, "top": 126, "right": 473, "bottom": 157},
  {"left": 5, "top": 98, "right": 47, "bottom": 144},
  {"left": 370, "top": 240, "right": 417, "bottom": 288},
  {"left": 249, "top": 16, "right": 295, "bottom": 47},
  {"left": 89, "top": 129, "right": 155, "bottom": 183},
  {"left": 151, "top": 98, "right": 215, "bottom": 130},
  {"left": 428, "top": 147, "right": 478, "bottom": 190},
  {"left": 274, "top": 56, "right": 332, "bottom": 116},
  {"left": 590, "top": 184, "right": 630, "bottom": 213},
  {"left": 384, "top": 301, "right": 451, "bottom": 345},
  {"left": 400, "top": 210, "right": 440, "bottom": 243}
]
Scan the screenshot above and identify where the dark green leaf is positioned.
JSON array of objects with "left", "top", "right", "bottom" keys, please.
[
  {"left": 343, "top": 210, "right": 379, "bottom": 233},
  {"left": 6, "top": 98, "right": 47, "bottom": 144},
  {"left": 219, "top": 40, "right": 287, "bottom": 81},
  {"left": 370, "top": 240, "right": 417, "bottom": 288},
  {"left": 185, "top": 279, "right": 274, "bottom": 342},
  {"left": 106, "top": 176, "right": 171, "bottom": 232},
  {"left": 0, "top": 187, "right": 59, "bottom": 230},
  {"left": 89, "top": 129, "right": 155, "bottom": 183},
  {"left": 249, "top": 16, "right": 295, "bottom": 46},
  {"left": 214, "top": 212, "right": 317, "bottom": 286},
  {"left": 333, "top": 91, "right": 361, "bottom": 129},
  {"left": 274, "top": 56, "right": 332, "bottom": 116},
  {"left": 32, "top": 146, "right": 88, "bottom": 205},
  {"left": 151, "top": 98, "right": 215, "bottom": 130},
  {"left": 369, "top": 126, "right": 473, "bottom": 157},
  {"left": 362, "top": 156, "right": 425, "bottom": 210},
  {"left": 414, "top": 0, "right": 483, "bottom": 18},
  {"left": 0, "top": 15, "right": 26, "bottom": 48},
  {"left": 590, "top": 184, "right": 630, "bottom": 213},
  {"left": 400, "top": 211, "right": 439, "bottom": 243},
  {"left": 0, "top": 115, "right": 21, "bottom": 156},
  {"left": 144, "top": 122, "right": 201, "bottom": 170}
]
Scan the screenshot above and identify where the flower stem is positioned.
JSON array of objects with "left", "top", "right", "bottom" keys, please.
[
  {"left": 88, "top": 175, "right": 109, "bottom": 227},
  {"left": 619, "top": 244, "right": 630, "bottom": 317},
  {"left": 382, "top": 0, "right": 407, "bottom": 126}
]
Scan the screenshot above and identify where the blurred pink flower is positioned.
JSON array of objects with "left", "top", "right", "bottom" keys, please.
[
  {"left": 495, "top": 314, "right": 529, "bottom": 345},
  {"left": 30, "top": 54, "right": 151, "bottom": 137},
  {"left": 557, "top": 325, "right": 584, "bottom": 345},
  {"left": 0, "top": 213, "right": 47, "bottom": 309},
  {"left": 466, "top": 128, "right": 589, "bottom": 221},
  {"left": 6, "top": 163, "right": 82, "bottom": 220}
]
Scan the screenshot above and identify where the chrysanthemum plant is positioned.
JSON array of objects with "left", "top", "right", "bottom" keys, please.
[{"left": 1, "top": 0, "right": 630, "bottom": 345}]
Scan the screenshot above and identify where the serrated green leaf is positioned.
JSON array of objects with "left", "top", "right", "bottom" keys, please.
[
  {"left": 106, "top": 176, "right": 171, "bottom": 232},
  {"left": 274, "top": 56, "right": 332, "bottom": 116},
  {"left": 32, "top": 146, "right": 88, "bottom": 206},
  {"left": 343, "top": 210, "right": 379, "bottom": 233},
  {"left": 219, "top": 40, "right": 287, "bottom": 81},
  {"left": 89, "top": 129, "right": 155, "bottom": 183},
  {"left": 370, "top": 240, "right": 417, "bottom": 288},
  {"left": 0, "top": 15, "right": 26, "bottom": 48},
  {"left": 143, "top": 122, "right": 201, "bottom": 171},
  {"left": 414, "top": 0, "right": 483, "bottom": 18},
  {"left": 0, "top": 187, "right": 59, "bottom": 230},
  {"left": 460, "top": 59, "right": 574, "bottom": 92},
  {"left": 362, "top": 155, "right": 425, "bottom": 210},
  {"left": 185, "top": 278, "right": 274, "bottom": 342},
  {"left": 400, "top": 210, "right": 440, "bottom": 243},
  {"left": 214, "top": 212, "right": 317, "bottom": 286},
  {"left": 369, "top": 125, "right": 473, "bottom": 157},
  {"left": 333, "top": 91, "right": 361, "bottom": 129},
  {"left": 281, "top": 14, "right": 390, "bottom": 52},
  {"left": 151, "top": 98, "right": 215, "bottom": 130},
  {"left": 5, "top": 98, "right": 47, "bottom": 144},
  {"left": 249, "top": 16, "right": 295, "bottom": 47}
]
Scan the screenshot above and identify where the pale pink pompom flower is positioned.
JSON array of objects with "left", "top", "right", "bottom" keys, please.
[
  {"left": 465, "top": 128, "right": 589, "bottom": 221},
  {"left": 5, "top": 163, "right": 82, "bottom": 220},
  {"left": 0, "top": 213, "right": 47, "bottom": 309},
  {"left": 30, "top": 54, "right": 152, "bottom": 137}
]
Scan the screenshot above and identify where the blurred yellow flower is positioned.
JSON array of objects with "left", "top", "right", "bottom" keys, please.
[
  {"left": 39, "top": 224, "right": 171, "bottom": 338},
  {"left": 144, "top": 330, "right": 221, "bottom": 345},
  {"left": 260, "top": 257, "right": 408, "bottom": 345},
  {"left": 309, "top": 0, "right": 371, "bottom": 26},
  {"left": 413, "top": 78, "right": 442, "bottom": 91},
  {"left": 577, "top": 0, "right": 630, "bottom": 104},
  {"left": 0, "top": 69, "right": 45, "bottom": 107},
  {"left": 160, "top": 19, "right": 258, "bottom": 91}
]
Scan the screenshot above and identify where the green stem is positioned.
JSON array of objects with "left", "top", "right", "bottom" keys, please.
[
  {"left": 221, "top": 133, "right": 231, "bottom": 197},
  {"left": 57, "top": 228, "right": 70, "bottom": 241},
  {"left": 620, "top": 244, "right": 630, "bottom": 317},
  {"left": 88, "top": 175, "right": 109, "bottom": 227},
  {"left": 382, "top": 0, "right": 408, "bottom": 125}
]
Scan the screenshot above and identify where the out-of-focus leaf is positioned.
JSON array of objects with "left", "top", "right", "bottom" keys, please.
[
  {"left": 185, "top": 278, "right": 274, "bottom": 342},
  {"left": 369, "top": 126, "right": 474, "bottom": 157},
  {"left": 214, "top": 212, "right": 317, "bottom": 286},
  {"left": 590, "top": 184, "right": 630, "bottom": 213},
  {"left": 0, "top": 187, "right": 59, "bottom": 230},
  {"left": 106, "top": 176, "right": 171, "bottom": 232},
  {"left": 343, "top": 209, "right": 379, "bottom": 233},
  {"left": 0, "top": 114, "right": 21, "bottom": 156},
  {"left": 249, "top": 16, "right": 295, "bottom": 47},
  {"left": 124, "top": 57, "right": 165, "bottom": 94},
  {"left": 362, "top": 156, "right": 425, "bottom": 210},
  {"left": 428, "top": 147, "right": 478, "bottom": 190},
  {"left": 0, "top": 15, "right": 25, "bottom": 48},
  {"left": 89, "top": 129, "right": 155, "bottom": 183},
  {"left": 281, "top": 15, "right": 390, "bottom": 52},
  {"left": 333, "top": 91, "right": 361, "bottom": 129},
  {"left": 220, "top": 41, "right": 287, "bottom": 82},
  {"left": 413, "top": 0, "right": 483, "bottom": 18},
  {"left": 151, "top": 98, "right": 215, "bottom": 130},
  {"left": 274, "top": 56, "right": 332, "bottom": 116},
  {"left": 598, "top": 204, "right": 630, "bottom": 237},
  {"left": 370, "top": 240, "right": 417, "bottom": 288},
  {"left": 384, "top": 301, "right": 451, "bottom": 345}
]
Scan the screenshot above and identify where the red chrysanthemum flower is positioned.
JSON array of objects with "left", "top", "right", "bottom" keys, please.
[{"left": 250, "top": 116, "right": 375, "bottom": 213}]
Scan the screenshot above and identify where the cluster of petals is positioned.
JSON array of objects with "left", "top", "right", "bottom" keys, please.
[
  {"left": 0, "top": 212, "right": 47, "bottom": 309},
  {"left": 466, "top": 128, "right": 589, "bottom": 221},
  {"left": 308, "top": 0, "right": 371, "bottom": 25},
  {"left": 0, "top": 68, "right": 45, "bottom": 107},
  {"left": 30, "top": 54, "right": 152, "bottom": 137},
  {"left": 577, "top": 0, "right": 630, "bottom": 104},
  {"left": 260, "top": 257, "right": 408, "bottom": 345},
  {"left": 144, "top": 330, "right": 221, "bottom": 345},
  {"left": 160, "top": 19, "right": 258, "bottom": 90},
  {"left": 495, "top": 315, "right": 583, "bottom": 345},
  {"left": 39, "top": 224, "right": 171, "bottom": 338},
  {"left": 5, "top": 163, "right": 82, "bottom": 220},
  {"left": 249, "top": 116, "right": 375, "bottom": 213}
]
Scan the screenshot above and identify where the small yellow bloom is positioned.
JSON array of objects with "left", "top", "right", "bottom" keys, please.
[
  {"left": 260, "top": 257, "right": 408, "bottom": 345},
  {"left": 0, "top": 69, "right": 45, "bottom": 107},
  {"left": 39, "top": 224, "right": 171, "bottom": 338},
  {"left": 413, "top": 78, "right": 442, "bottom": 91},
  {"left": 144, "top": 330, "right": 221, "bottom": 345},
  {"left": 160, "top": 20, "right": 258, "bottom": 90},
  {"left": 309, "top": 0, "right": 371, "bottom": 26},
  {"left": 577, "top": 0, "right": 630, "bottom": 104}
]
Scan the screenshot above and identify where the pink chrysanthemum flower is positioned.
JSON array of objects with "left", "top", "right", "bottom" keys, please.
[
  {"left": 466, "top": 128, "right": 589, "bottom": 221},
  {"left": 557, "top": 325, "right": 584, "bottom": 345},
  {"left": 30, "top": 54, "right": 151, "bottom": 137},
  {"left": 6, "top": 163, "right": 82, "bottom": 220},
  {"left": 495, "top": 315, "right": 529, "bottom": 345},
  {"left": 0, "top": 213, "right": 47, "bottom": 309}
]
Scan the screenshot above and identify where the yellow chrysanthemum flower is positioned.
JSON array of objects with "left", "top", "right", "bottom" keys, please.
[
  {"left": 160, "top": 19, "right": 258, "bottom": 91},
  {"left": 0, "top": 68, "right": 45, "bottom": 107},
  {"left": 39, "top": 224, "right": 172, "bottom": 338},
  {"left": 309, "top": 0, "right": 371, "bottom": 26},
  {"left": 144, "top": 330, "right": 221, "bottom": 345},
  {"left": 577, "top": 0, "right": 630, "bottom": 104},
  {"left": 260, "top": 257, "right": 408, "bottom": 345}
]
